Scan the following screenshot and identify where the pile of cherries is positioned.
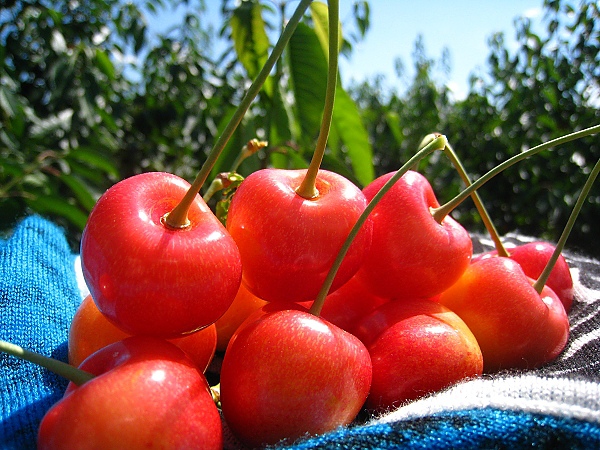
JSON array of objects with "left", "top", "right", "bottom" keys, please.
[{"left": 36, "top": 154, "right": 573, "bottom": 449}]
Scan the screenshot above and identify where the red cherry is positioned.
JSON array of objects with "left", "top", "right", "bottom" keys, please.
[
  {"left": 68, "top": 294, "right": 217, "bottom": 372},
  {"left": 80, "top": 172, "right": 242, "bottom": 337},
  {"left": 38, "top": 336, "right": 222, "bottom": 449},
  {"left": 214, "top": 282, "right": 268, "bottom": 352},
  {"left": 220, "top": 304, "right": 372, "bottom": 448},
  {"left": 356, "top": 170, "right": 473, "bottom": 299},
  {"left": 226, "top": 168, "right": 373, "bottom": 303},
  {"left": 473, "top": 241, "right": 574, "bottom": 312},
  {"left": 319, "top": 274, "right": 389, "bottom": 335},
  {"left": 353, "top": 298, "right": 483, "bottom": 411},
  {"left": 439, "top": 257, "right": 569, "bottom": 372}
]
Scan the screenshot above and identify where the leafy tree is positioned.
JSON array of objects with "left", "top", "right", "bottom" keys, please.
[
  {"left": 1, "top": 0, "right": 166, "bottom": 242},
  {"left": 350, "top": 0, "right": 600, "bottom": 255},
  {"left": 0, "top": 0, "right": 374, "bottom": 248},
  {"left": 2, "top": 0, "right": 598, "bottom": 257},
  {"left": 450, "top": 0, "right": 600, "bottom": 255}
]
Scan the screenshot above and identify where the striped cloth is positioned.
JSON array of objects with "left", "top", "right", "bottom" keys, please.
[{"left": 1, "top": 217, "right": 600, "bottom": 449}]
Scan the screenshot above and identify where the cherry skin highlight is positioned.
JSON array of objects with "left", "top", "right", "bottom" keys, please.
[
  {"left": 226, "top": 168, "right": 373, "bottom": 303},
  {"left": 356, "top": 170, "right": 473, "bottom": 300},
  {"left": 80, "top": 172, "right": 242, "bottom": 337},
  {"left": 38, "top": 336, "right": 222, "bottom": 450}
]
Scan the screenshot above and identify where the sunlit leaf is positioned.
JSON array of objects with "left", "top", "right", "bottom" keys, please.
[
  {"left": 68, "top": 147, "right": 120, "bottom": 179},
  {"left": 385, "top": 111, "right": 404, "bottom": 147},
  {"left": 230, "top": 0, "right": 272, "bottom": 95},
  {"left": 309, "top": 1, "right": 343, "bottom": 59},
  {"left": 331, "top": 85, "right": 374, "bottom": 186},
  {"left": 288, "top": 22, "right": 328, "bottom": 142},
  {"left": 95, "top": 49, "right": 115, "bottom": 80},
  {"left": 60, "top": 173, "right": 97, "bottom": 211}
]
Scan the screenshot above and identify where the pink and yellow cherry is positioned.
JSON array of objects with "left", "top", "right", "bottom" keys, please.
[
  {"left": 353, "top": 298, "right": 483, "bottom": 411},
  {"left": 214, "top": 282, "right": 268, "bottom": 352},
  {"left": 38, "top": 336, "right": 222, "bottom": 449},
  {"left": 219, "top": 303, "right": 372, "bottom": 448},
  {"left": 473, "top": 241, "right": 574, "bottom": 312},
  {"left": 226, "top": 168, "right": 373, "bottom": 303},
  {"left": 356, "top": 170, "right": 473, "bottom": 300},
  {"left": 68, "top": 294, "right": 217, "bottom": 372},
  {"left": 439, "top": 257, "right": 569, "bottom": 372},
  {"left": 80, "top": 172, "right": 242, "bottom": 338}
]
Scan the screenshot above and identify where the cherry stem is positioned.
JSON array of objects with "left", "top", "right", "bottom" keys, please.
[
  {"left": 202, "top": 177, "right": 227, "bottom": 204},
  {"left": 309, "top": 134, "right": 448, "bottom": 316},
  {"left": 0, "top": 339, "right": 94, "bottom": 386},
  {"left": 164, "top": 0, "right": 314, "bottom": 228},
  {"left": 439, "top": 138, "right": 509, "bottom": 257},
  {"left": 431, "top": 124, "right": 600, "bottom": 223},
  {"left": 202, "top": 139, "right": 266, "bottom": 204},
  {"left": 533, "top": 156, "right": 600, "bottom": 293},
  {"left": 296, "top": 0, "right": 340, "bottom": 199},
  {"left": 231, "top": 139, "right": 268, "bottom": 173}
]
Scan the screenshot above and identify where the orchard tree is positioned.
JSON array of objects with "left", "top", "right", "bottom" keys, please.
[
  {"left": 0, "top": 0, "right": 373, "bottom": 247},
  {"left": 450, "top": 0, "right": 600, "bottom": 254},
  {"left": 350, "top": 0, "right": 599, "bottom": 255}
]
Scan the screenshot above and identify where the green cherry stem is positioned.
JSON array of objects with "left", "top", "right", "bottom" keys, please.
[
  {"left": 431, "top": 124, "right": 600, "bottom": 223},
  {"left": 296, "top": 0, "right": 340, "bottom": 199},
  {"left": 533, "top": 156, "right": 600, "bottom": 294},
  {"left": 164, "top": 0, "right": 314, "bottom": 228},
  {"left": 441, "top": 139, "right": 509, "bottom": 257},
  {"left": 309, "top": 134, "right": 448, "bottom": 317},
  {"left": 231, "top": 139, "right": 268, "bottom": 173},
  {"left": 0, "top": 339, "right": 94, "bottom": 386}
]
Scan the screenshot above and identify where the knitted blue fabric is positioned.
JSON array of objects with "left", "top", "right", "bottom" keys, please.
[{"left": 0, "top": 216, "right": 81, "bottom": 450}]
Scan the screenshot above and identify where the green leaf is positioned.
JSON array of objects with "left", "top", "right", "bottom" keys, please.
[
  {"left": 26, "top": 196, "right": 88, "bottom": 231},
  {"left": 385, "top": 111, "right": 404, "bottom": 147},
  {"left": 269, "top": 76, "right": 296, "bottom": 146},
  {"left": 288, "top": 22, "right": 328, "bottom": 142},
  {"left": 230, "top": 0, "right": 272, "bottom": 95},
  {"left": 0, "top": 85, "right": 19, "bottom": 118},
  {"left": 95, "top": 49, "right": 115, "bottom": 80},
  {"left": 288, "top": 18, "right": 373, "bottom": 186},
  {"left": 310, "top": 1, "right": 343, "bottom": 59},
  {"left": 68, "top": 147, "right": 120, "bottom": 179},
  {"left": 331, "top": 86, "right": 374, "bottom": 187},
  {"left": 353, "top": 1, "right": 371, "bottom": 38},
  {"left": 59, "top": 173, "right": 97, "bottom": 211},
  {"left": 0, "top": 85, "right": 27, "bottom": 138}
]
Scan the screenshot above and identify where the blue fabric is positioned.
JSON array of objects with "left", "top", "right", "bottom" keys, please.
[
  {"left": 0, "top": 216, "right": 81, "bottom": 450},
  {"left": 276, "top": 408, "right": 600, "bottom": 449}
]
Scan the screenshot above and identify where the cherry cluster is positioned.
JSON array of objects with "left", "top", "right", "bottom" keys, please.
[
  {"left": 25, "top": 1, "right": 594, "bottom": 447},
  {"left": 35, "top": 157, "right": 574, "bottom": 449}
]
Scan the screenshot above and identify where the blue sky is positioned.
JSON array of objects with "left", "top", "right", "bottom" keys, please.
[
  {"left": 144, "top": 0, "right": 545, "bottom": 100},
  {"left": 335, "top": 0, "right": 544, "bottom": 99}
]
